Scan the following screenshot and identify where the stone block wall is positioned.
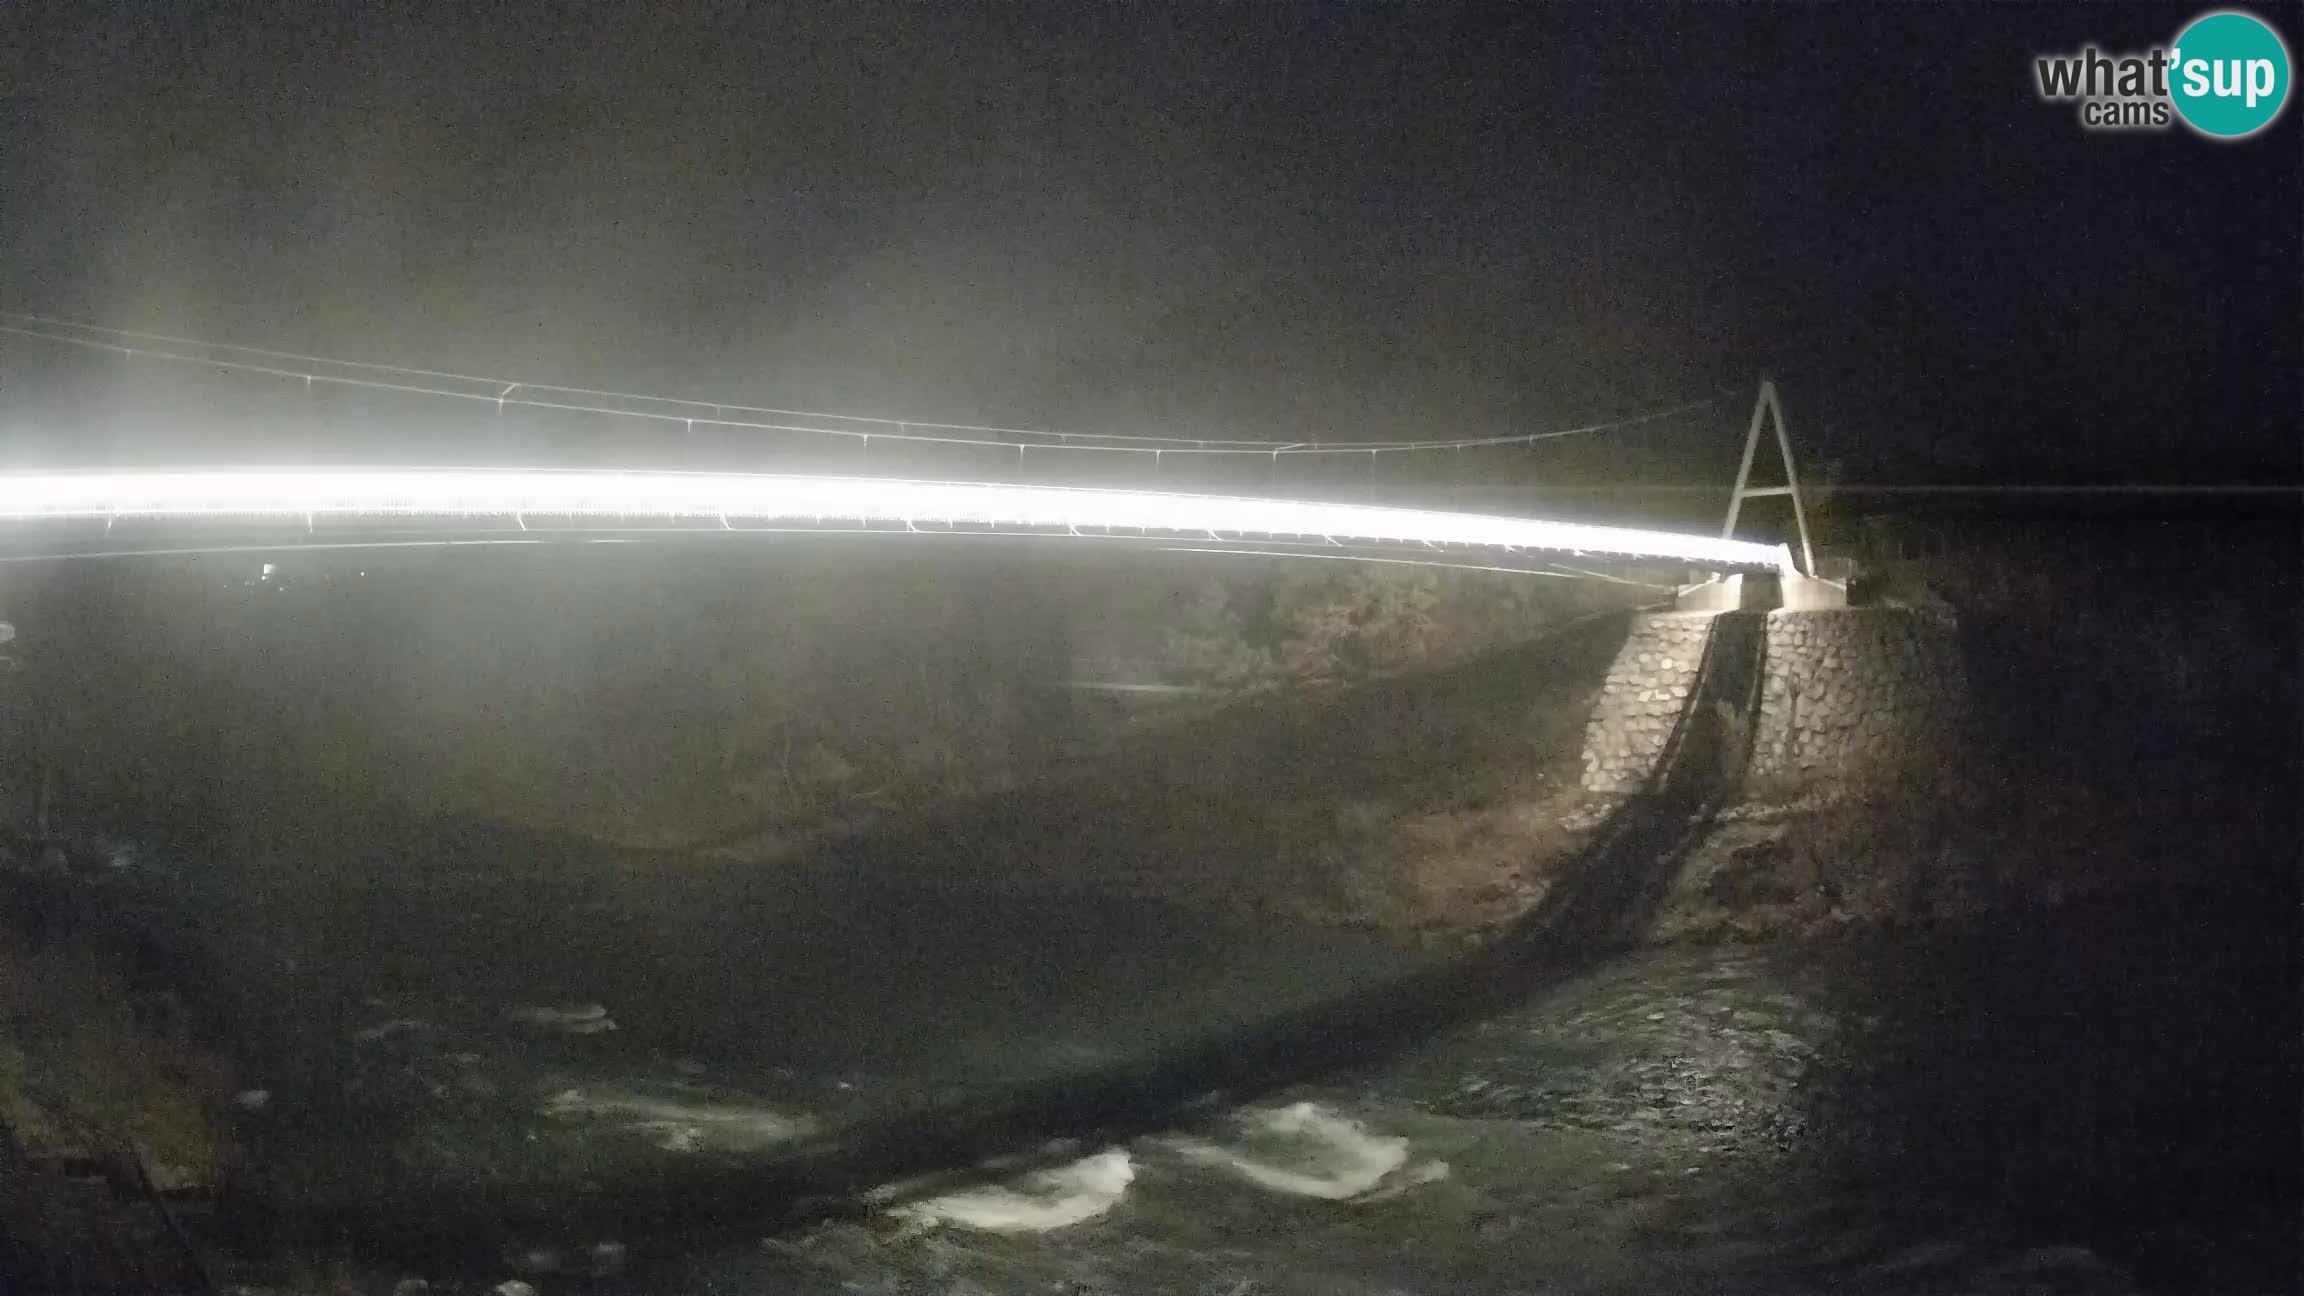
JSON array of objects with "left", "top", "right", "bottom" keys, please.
[
  {"left": 1579, "top": 613, "right": 1716, "bottom": 793},
  {"left": 1748, "top": 608, "right": 1969, "bottom": 783}
]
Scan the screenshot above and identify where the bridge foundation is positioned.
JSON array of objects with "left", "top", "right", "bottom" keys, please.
[
  {"left": 1582, "top": 603, "right": 1969, "bottom": 798},
  {"left": 1747, "top": 608, "right": 1969, "bottom": 787},
  {"left": 1579, "top": 612, "right": 1725, "bottom": 795}
]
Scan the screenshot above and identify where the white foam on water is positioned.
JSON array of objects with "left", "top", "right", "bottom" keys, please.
[
  {"left": 888, "top": 1149, "right": 1136, "bottom": 1233},
  {"left": 1169, "top": 1102, "right": 1412, "bottom": 1200},
  {"left": 540, "top": 1087, "right": 816, "bottom": 1152}
]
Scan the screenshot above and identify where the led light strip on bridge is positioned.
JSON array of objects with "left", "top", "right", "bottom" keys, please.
[{"left": 0, "top": 469, "right": 1794, "bottom": 571}]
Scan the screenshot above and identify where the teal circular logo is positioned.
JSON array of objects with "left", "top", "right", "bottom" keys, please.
[{"left": 2169, "top": 10, "right": 2292, "bottom": 138}]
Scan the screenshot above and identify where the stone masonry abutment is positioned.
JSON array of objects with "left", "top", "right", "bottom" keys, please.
[{"left": 1581, "top": 605, "right": 1968, "bottom": 797}]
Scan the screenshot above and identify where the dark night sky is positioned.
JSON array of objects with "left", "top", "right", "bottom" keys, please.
[{"left": 4, "top": 2, "right": 2299, "bottom": 485}]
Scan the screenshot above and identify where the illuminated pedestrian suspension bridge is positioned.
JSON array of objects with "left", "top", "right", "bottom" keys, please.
[{"left": 0, "top": 316, "right": 1796, "bottom": 575}]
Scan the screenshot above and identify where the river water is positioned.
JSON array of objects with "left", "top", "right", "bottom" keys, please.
[{"left": 66, "top": 817, "right": 2304, "bottom": 1294}]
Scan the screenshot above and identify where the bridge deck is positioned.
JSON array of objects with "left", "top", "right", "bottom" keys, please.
[{"left": 0, "top": 469, "right": 1792, "bottom": 572}]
